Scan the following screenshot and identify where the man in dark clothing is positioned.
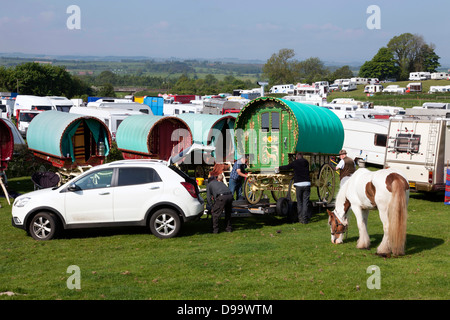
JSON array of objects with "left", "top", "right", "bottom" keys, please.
[
  {"left": 206, "top": 174, "right": 233, "bottom": 233},
  {"left": 277, "top": 153, "right": 311, "bottom": 224}
]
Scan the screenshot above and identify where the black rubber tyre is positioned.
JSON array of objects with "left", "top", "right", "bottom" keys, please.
[
  {"left": 149, "top": 209, "right": 181, "bottom": 239},
  {"left": 28, "top": 212, "right": 60, "bottom": 241}
]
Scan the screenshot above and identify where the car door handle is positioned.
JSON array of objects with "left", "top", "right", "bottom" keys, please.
[
  {"left": 149, "top": 186, "right": 160, "bottom": 190},
  {"left": 99, "top": 192, "right": 110, "bottom": 195}
]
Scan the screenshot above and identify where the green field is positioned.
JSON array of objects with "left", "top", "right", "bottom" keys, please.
[{"left": 0, "top": 171, "right": 448, "bottom": 301}]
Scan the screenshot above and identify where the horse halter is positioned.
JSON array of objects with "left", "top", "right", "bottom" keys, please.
[{"left": 330, "top": 211, "right": 348, "bottom": 236}]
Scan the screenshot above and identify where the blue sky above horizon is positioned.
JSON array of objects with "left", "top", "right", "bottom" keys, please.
[{"left": 2, "top": 0, "right": 449, "bottom": 65}]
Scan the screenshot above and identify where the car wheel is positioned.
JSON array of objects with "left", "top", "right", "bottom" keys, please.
[
  {"left": 29, "top": 212, "right": 59, "bottom": 241},
  {"left": 149, "top": 209, "right": 181, "bottom": 239}
]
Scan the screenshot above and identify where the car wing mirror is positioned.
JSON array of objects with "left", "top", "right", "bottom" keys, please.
[{"left": 67, "top": 184, "right": 81, "bottom": 192}]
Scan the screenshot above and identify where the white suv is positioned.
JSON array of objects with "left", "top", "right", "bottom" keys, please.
[{"left": 12, "top": 160, "right": 204, "bottom": 240}]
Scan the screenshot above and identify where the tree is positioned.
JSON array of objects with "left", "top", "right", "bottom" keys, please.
[
  {"left": 359, "top": 47, "right": 399, "bottom": 80},
  {"left": 296, "top": 57, "right": 329, "bottom": 83},
  {"left": 97, "top": 83, "right": 116, "bottom": 97},
  {"left": 387, "top": 33, "right": 440, "bottom": 79},
  {"left": 262, "top": 49, "right": 299, "bottom": 85},
  {"left": 330, "top": 65, "right": 354, "bottom": 82}
]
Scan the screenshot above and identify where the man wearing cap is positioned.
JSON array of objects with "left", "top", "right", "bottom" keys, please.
[{"left": 336, "top": 149, "right": 356, "bottom": 186}]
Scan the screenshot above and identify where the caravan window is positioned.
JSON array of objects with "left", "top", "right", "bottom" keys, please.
[
  {"left": 374, "top": 134, "right": 387, "bottom": 147},
  {"left": 271, "top": 112, "right": 280, "bottom": 131},
  {"left": 32, "top": 105, "right": 53, "bottom": 111},
  {"left": 394, "top": 133, "right": 420, "bottom": 153},
  {"left": 261, "top": 113, "right": 269, "bottom": 132}
]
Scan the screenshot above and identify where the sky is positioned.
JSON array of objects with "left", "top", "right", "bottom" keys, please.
[{"left": 1, "top": 0, "right": 450, "bottom": 65}]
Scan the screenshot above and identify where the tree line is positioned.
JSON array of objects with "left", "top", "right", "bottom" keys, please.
[{"left": 262, "top": 33, "right": 441, "bottom": 86}]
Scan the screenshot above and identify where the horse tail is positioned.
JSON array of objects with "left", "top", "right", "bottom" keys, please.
[{"left": 387, "top": 173, "right": 409, "bottom": 256}]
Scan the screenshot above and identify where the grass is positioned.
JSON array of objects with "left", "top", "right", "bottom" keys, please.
[{"left": 0, "top": 172, "right": 448, "bottom": 300}]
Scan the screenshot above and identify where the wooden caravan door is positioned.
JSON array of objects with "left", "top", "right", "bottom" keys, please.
[{"left": 259, "top": 110, "right": 281, "bottom": 170}]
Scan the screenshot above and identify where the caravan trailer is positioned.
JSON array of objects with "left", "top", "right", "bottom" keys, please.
[
  {"left": 431, "top": 72, "right": 449, "bottom": 80},
  {"left": 340, "top": 118, "right": 389, "bottom": 166},
  {"left": 70, "top": 107, "right": 143, "bottom": 139},
  {"left": 14, "top": 95, "right": 55, "bottom": 119},
  {"left": 409, "top": 72, "right": 431, "bottom": 81},
  {"left": 384, "top": 117, "right": 450, "bottom": 192},
  {"left": 269, "top": 84, "right": 294, "bottom": 94}
]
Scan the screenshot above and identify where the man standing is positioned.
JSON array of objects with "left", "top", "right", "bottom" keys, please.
[
  {"left": 277, "top": 153, "right": 311, "bottom": 224},
  {"left": 335, "top": 149, "right": 356, "bottom": 186},
  {"left": 229, "top": 156, "right": 248, "bottom": 200},
  {"left": 206, "top": 174, "right": 233, "bottom": 233}
]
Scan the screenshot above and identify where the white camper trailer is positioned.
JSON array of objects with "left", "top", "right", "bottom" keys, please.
[
  {"left": 431, "top": 72, "right": 448, "bottom": 80},
  {"left": 364, "top": 84, "right": 384, "bottom": 93},
  {"left": 47, "top": 96, "right": 75, "bottom": 112},
  {"left": 70, "top": 107, "right": 144, "bottom": 140},
  {"left": 341, "top": 118, "right": 389, "bottom": 166},
  {"left": 14, "top": 95, "right": 55, "bottom": 118},
  {"left": 269, "top": 84, "right": 294, "bottom": 94},
  {"left": 384, "top": 117, "right": 450, "bottom": 192},
  {"left": 341, "top": 81, "right": 357, "bottom": 92},
  {"left": 409, "top": 72, "right": 431, "bottom": 81}
]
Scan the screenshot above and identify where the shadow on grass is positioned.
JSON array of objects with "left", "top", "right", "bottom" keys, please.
[{"left": 343, "top": 233, "right": 444, "bottom": 255}]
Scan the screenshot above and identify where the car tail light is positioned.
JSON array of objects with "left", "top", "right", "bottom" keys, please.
[
  {"left": 181, "top": 182, "right": 198, "bottom": 198},
  {"left": 428, "top": 171, "right": 433, "bottom": 184}
]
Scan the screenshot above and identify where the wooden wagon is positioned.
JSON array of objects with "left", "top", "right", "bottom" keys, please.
[
  {"left": 26, "top": 111, "right": 112, "bottom": 181},
  {"left": 176, "top": 113, "right": 237, "bottom": 178},
  {"left": 115, "top": 115, "right": 193, "bottom": 161},
  {"left": 0, "top": 119, "right": 14, "bottom": 203},
  {"left": 234, "top": 97, "right": 344, "bottom": 205}
]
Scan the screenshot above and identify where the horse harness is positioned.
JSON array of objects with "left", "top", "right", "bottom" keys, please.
[{"left": 330, "top": 211, "right": 348, "bottom": 236}]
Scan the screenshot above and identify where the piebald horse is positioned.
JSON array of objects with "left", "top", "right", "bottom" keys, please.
[{"left": 328, "top": 168, "right": 409, "bottom": 256}]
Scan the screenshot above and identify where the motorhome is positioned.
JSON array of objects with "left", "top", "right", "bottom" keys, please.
[
  {"left": 0, "top": 100, "right": 14, "bottom": 120},
  {"left": 69, "top": 107, "right": 144, "bottom": 139},
  {"left": 409, "top": 72, "right": 430, "bottom": 81},
  {"left": 341, "top": 80, "right": 357, "bottom": 92},
  {"left": 341, "top": 118, "right": 389, "bottom": 166},
  {"left": 48, "top": 96, "right": 75, "bottom": 112},
  {"left": 269, "top": 84, "right": 294, "bottom": 94},
  {"left": 14, "top": 95, "right": 55, "bottom": 118},
  {"left": 431, "top": 72, "right": 449, "bottom": 80},
  {"left": 364, "top": 84, "right": 384, "bottom": 93},
  {"left": 17, "top": 110, "right": 42, "bottom": 137},
  {"left": 428, "top": 86, "right": 450, "bottom": 93},
  {"left": 382, "top": 85, "right": 406, "bottom": 94},
  {"left": 384, "top": 117, "right": 450, "bottom": 192},
  {"left": 351, "top": 77, "right": 368, "bottom": 85}
]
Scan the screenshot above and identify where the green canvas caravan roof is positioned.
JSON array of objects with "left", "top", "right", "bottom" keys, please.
[
  {"left": 176, "top": 113, "right": 236, "bottom": 162},
  {"left": 116, "top": 115, "right": 192, "bottom": 161},
  {"left": 234, "top": 97, "right": 344, "bottom": 170},
  {"left": 26, "top": 111, "right": 111, "bottom": 168}
]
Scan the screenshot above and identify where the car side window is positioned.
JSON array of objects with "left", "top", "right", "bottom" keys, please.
[
  {"left": 75, "top": 169, "right": 114, "bottom": 190},
  {"left": 117, "top": 167, "right": 162, "bottom": 187}
]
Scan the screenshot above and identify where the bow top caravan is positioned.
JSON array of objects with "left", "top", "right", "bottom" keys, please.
[
  {"left": 234, "top": 97, "right": 344, "bottom": 171},
  {"left": 0, "top": 118, "right": 14, "bottom": 171},
  {"left": 26, "top": 111, "right": 112, "bottom": 169},
  {"left": 115, "top": 115, "right": 193, "bottom": 161}
]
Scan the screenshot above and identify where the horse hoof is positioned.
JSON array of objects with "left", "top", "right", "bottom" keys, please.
[{"left": 376, "top": 252, "right": 391, "bottom": 258}]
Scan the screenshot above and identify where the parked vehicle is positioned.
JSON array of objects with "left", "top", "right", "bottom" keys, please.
[
  {"left": 70, "top": 106, "right": 144, "bottom": 139},
  {"left": 0, "top": 99, "right": 14, "bottom": 119},
  {"left": 384, "top": 117, "right": 450, "bottom": 192},
  {"left": 340, "top": 118, "right": 389, "bottom": 166},
  {"left": 406, "top": 82, "right": 422, "bottom": 93},
  {"left": 382, "top": 85, "right": 406, "bottom": 94},
  {"left": 48, "top": 96, "right": 75, "bottom": 112},
  {"left": 341, "top": 81, "right": 357, "bottom": 92},
  {"left": 409, "top": 72, "right": 430, "bottom": 81},
  {"left": 364, "top": 84, "right": 384, "bottom": 93},
  {"left": 269, "top": 84, "right": 294, "bottom": 94},
  {"left": 11, "top": 159, "right": 204, "bottom": 240},
  {"left": 431, "top": 72, "right": 449, "bottom": 80},
  {"left": 14, "top": 95, "right": 55, "bottom": 118},
  {"left": 17, "top": 110, "right": 42, "bottom": 137}
]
